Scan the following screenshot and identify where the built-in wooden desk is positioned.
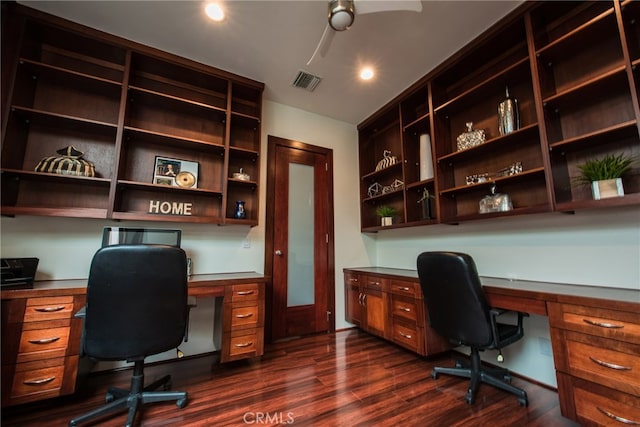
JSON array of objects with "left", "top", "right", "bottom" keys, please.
[
  {"left": 343, "top": 267, "right": 640, "bottom": 425},
  {"left": 1, "top": 272, "right": 268, "bottom": 407}
]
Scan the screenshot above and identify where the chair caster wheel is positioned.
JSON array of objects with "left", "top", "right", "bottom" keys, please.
[
  {"left": 503, "top": 374, "right": 512, "bottom": 383},
  {"left": 431, "top": 371, "right": 439, "bottom": 379},
  {"left": 176, "top": 398, "right": 188, "bottom": 409},
  {"left": 105, "top": 393, "right": 114, "bottom": 403},
  {"left": 518, "top": 398, "right": 528, "bottom": 407},
  {"left": 455, "top": 361, "right": 463, "bottom": 368}
]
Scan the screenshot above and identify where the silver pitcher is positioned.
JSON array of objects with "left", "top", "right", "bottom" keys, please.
[{"left": 498, "top": 86, "right": 520, "bottom": 135}]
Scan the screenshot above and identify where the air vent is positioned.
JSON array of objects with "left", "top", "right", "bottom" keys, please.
[{"left": 291, "top": 70, "right": 322, "bottom": 92}]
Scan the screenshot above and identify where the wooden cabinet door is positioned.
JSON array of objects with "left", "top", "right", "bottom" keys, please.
[
  {"left": 345, "top": 281, "right": 362, "bottom": 326},
  {"left": 362, "top": 286, "right": 387, "bottom": 339}
]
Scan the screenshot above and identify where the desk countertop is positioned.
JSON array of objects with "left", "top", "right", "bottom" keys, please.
[
  {"left": 343, "top": 266, "right": 640, "bottom": 311},
  {"left": 0, "top": 272, "right": 269, "bottom": 299}
]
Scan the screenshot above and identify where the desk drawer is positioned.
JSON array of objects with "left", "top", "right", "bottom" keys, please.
[
  {"left": 223, "top": 327, "right": 264, "bottom": 362},
  {"left": 230, "top": 304, "right": 260, "bottom": 328},
  {"left": 24, "top": 297, "right": 74, "bottom": 323},
  {"left": 12, "top": 361, "right": 65, "bottom": 401},
  {"left": 389, "top": 280, "right": 420, "bottom": 298},
  {"left": 552, "top": 329, "right": 640, "bottom": 397},
  {"left": 548, "top": 302, "right": 640, "bottom": 344},
  {"left": 557, "top": 372, "right": 640, "bottom": 426},
  {"left": 574, "top": 387, "right": 640, "bottom": 426},
  {"left": 392, "top": 321, "right": 422, "bottom": 353},
  {"left": 362, "top": 275, "right": 388, "bottom": 292},
  {"left": 18, "top": 327, "right": 70, "bottom": 357},
  {"left": 230, "top": 284, "right": 261, "bottom": 302},
  {"left": 390, "top": 296, "right": 419, "bottom": 323}
]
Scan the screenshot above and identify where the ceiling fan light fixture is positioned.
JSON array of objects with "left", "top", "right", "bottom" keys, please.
[{"left": 328, "top": 0, "right": 355, "bottom": 31}]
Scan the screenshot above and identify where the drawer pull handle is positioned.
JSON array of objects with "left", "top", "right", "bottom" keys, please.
[
  {"left": 583, "top": 318, "right": 624, "bottom": 329},
  {"left": 234, "top": 342, "right": 253, "bottom": 348},
  {"left": 589, "top": 356, "right": 632, "bottom": 371},
  {"left": 29, "top": 337, "right": 60, "bottom": 345},
  {"left": 23, "top": 376, "right": 56, "bottom": 386},
  {"left": 399, "top": 332, "right": 412, "bottom": 339},
  {"left": 34, "top": 306, "right": 65, "bottom": 313},
  {"left": 399, "top": 307, "right": 411, "bottom": 312},
  {"left": 235, "top": 313, "right": 254, "bottom": 319},
  {"left": 236, "top": 290, "right": 255, "bottom": 296},
  {"left": 349, "top": 278, "right": 358, "bottom": 282},
  {"left": 597, "top": 406, "right": 640, "bottom": 425},
  {"left": 397, "top": 287, "right": 410, "bottom": 291},
  {"left": 370, "top": 281, "right": 380, "bottom": 286}
]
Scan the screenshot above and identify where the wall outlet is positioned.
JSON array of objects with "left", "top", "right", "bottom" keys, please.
[
  {"left": 538, "top": 337, "right": 552, "bottom": 357},
  {"left": 242, "top": 238, "right": 251, "bottom": 248}
]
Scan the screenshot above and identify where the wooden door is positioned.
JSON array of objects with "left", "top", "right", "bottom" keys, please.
[{"left": 266, "top": 136, "right": 335, "bottom": 341}]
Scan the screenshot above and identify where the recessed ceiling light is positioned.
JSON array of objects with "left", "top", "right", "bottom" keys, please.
[
  {"left": 360, "top": 67, "right": 374, "bottom": 81},
  {"left": 205, "top": 2, "right": 225, "bottom": 22}
]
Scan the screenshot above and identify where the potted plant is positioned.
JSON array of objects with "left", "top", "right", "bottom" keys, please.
[
  {"left": 574, "top": 153, "right": 635, "bottom": 200},
  {"left": 376, "top": 205, "right": 396, "bottom": 226}
]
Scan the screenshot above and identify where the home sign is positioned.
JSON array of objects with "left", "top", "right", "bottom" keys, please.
[{"left": 148, "top": 200, "right": 193, "bottom": 216}]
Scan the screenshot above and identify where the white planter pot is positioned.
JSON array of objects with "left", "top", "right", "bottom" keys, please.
[
  {"left": 591, "top": 178, "right": 624, "bottom": 200},
  {"left": 381, "top": 217, "right": 393, "bottom": 226}
]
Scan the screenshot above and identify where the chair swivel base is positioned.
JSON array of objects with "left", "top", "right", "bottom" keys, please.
[
  {"left": 69, "top": 362, "right": 188, "bottom": 427},
  {"left": 431, "top": 350, "right": 528, "bottom": 407}
]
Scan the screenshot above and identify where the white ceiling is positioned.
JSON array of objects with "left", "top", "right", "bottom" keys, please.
[{"left": 19, "top": 0, "right": 523, "bottom": 125}]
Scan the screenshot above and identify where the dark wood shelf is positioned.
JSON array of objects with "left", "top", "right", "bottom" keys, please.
[
  {"left": 123, "top": 126, "right": 226, "bottom": 153},
  {"left": 548, "top": 120, "right": 638, "bottom": 152},
  {"left": 19, "top": 58, "right": 122, "bottom": 87},
  {"left": 128, "top": 85, "right": 227, "bottom": 115},
  {"left": 555, "top": 192, "right": 640, "bottom": 212},
  {"left": 437, "top": 123, "right": 539, "bottom": 163},
  {"left": 10, "top": 106, "right": 119, "bottom": 131},
  {"left": 111, "top": 211, "right": 223, "bottom": 224},
  {"left": 361, "top": 162, "right": 403, "bottom": 182},
  {"left": 442, "top": 204, "right": 552, "bottom": 224},
  {"left": 434, "top": 57, "right": 530, "bottom": 114},
  {"left": 0, "top": 206, "right": 108, "bottom": 219},
  {"left": 541, "top": 65, "right": 628, "bottom": 107},
  {"left": 116, "top": 180, "right": 223, "bottom": 196},
  {"left": 439, "top": 167, "right": 546, "bottom": 197}
]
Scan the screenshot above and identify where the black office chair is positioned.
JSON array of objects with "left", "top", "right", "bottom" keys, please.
[
  {"left": 69, "top": 245, "right": 189, "bottom": 427},
  {"left": 416, "top": 251, "right": 528, "bottom": 406}
]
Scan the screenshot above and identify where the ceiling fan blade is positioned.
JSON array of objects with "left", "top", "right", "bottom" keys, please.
[
  {"left": 355, "top": 0, "right": 422, "bottom": 15},
  {"left": 307, "top": 23, "right": 336, "bottom": 66}
]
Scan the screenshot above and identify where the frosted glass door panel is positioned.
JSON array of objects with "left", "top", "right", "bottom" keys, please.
[{"left": 287, "top": 163, "right": 314, "bottom": 307}]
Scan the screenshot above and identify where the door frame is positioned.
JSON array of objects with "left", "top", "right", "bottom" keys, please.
[{"left": 264, "top": 135, "right": 335, "bottom": 343}]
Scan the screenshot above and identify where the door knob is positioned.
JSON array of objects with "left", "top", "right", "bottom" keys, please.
[{"left": 275, "top": 250, "right": 283, "bottom": 256}]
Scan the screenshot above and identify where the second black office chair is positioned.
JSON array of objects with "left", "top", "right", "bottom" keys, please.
[
  {"left": 416, "top": 251, "right": 528, "bottom": 406},
  {"left": 69, "top": 244, "right": 190, "bottom": 427}
]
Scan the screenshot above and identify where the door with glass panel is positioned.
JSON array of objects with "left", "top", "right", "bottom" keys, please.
[{"left": 268, "top": 136, "right": 334, "bottom": 340}]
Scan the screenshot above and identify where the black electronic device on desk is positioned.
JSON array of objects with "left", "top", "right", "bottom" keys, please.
[{"left": 1, "top": 257, "right": 39, "bottom": 289}]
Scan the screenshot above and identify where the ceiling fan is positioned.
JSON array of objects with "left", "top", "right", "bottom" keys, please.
[{"left": 306, "top": 0, "right": 423, "bottom": 66}]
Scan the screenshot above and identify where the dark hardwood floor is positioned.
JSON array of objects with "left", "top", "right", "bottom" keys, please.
[{"left": 2, "top": 329, "right": 578, "bottom": 426}]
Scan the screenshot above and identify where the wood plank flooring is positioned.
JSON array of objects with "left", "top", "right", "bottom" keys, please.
[{"left": 2, "top": 329, "right": 579, "bottom": 426}]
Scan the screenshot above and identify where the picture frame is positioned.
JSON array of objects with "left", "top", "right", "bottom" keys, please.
[{"left": 153, "top": 156, "right": 199, "bottom": 189}]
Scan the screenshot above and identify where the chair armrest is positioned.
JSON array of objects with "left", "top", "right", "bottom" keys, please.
[{"left": 489, "top": 308, "right": 528, "bottom": 348}]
